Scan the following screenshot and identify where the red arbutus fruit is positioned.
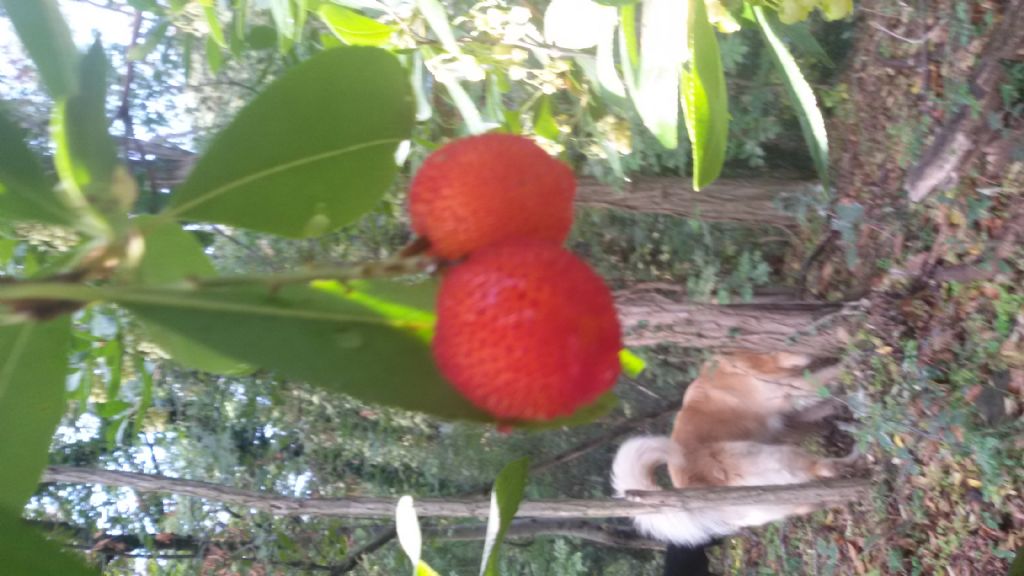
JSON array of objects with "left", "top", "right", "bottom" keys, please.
[
  {"left": 408, "top": 134, "right": 576, "bottom": 260},
  {"left": 433, "top": 240, "right": 622, "bottom": 421}
]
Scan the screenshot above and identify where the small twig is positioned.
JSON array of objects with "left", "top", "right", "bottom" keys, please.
[{"left": 331, "top": 527, "right": 397, "bottom": 575}]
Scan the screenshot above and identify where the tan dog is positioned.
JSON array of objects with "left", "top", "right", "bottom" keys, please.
[{"left": 611, "top": 352, "right": 859, "bottom": 545}]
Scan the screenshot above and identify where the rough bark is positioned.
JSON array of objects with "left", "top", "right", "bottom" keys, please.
[
  {"left": 42, "top": 466, "right": 869, "bottom": 520},
  {"left": 616, "top": 288, "right": 857, "bottom": 355},
  {"left": 137, "top": 139, "right": 808, "bottom": 227},
  {"left": 575, "top": 177, "right": 812, "bottom": 227},
  {"left": 904, "top": 0, "right": 1024, "bottom": 202}
]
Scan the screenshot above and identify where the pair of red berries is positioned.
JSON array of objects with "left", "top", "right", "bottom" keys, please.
[{"left": 408, "top": 134, "right": 623, "bottom": 422}]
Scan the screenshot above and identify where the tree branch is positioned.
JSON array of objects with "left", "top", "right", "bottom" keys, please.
[
  {"left": 42, "top": 466, "right": 870, "bottom": 520},
  {"left": 616, "top": 289, "right": 854, "bottom": 355},
  {"left": 575, "top": 177, "right": 810, "bottom": 228}
]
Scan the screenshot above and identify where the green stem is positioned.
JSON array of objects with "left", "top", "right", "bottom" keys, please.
[{"left": 0, "top": 283, "right": 423, "bottom": 327}]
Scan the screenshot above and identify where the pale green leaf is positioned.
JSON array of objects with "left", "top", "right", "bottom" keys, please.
[
  {"left": 416, "top": 0, "right": 461, "bottom": 55},
  {"left": 534, "top": 95, "right": 560, "bottom": 141},
  {"left": 480, "top": 458, "right": 529, "bottom": 576},
  {"left": 318, "top": 4, "right": 397, "bottom": 46},
  {"left": 754, "top": 7, "right": 829, "bottom": 189},
  {"left": 681, "top": 0, "right": 729, "bottom": 189},
  {"left": 633, "top": 0, "right": 688, "bottom": 148}
]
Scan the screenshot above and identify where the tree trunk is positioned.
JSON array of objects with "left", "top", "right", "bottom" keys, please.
[
  {"left": 139, "top": 141, "right": 809, "bottom": 227},
  {"left": 616, "top": 288, "right": 856, "bottom": 355},
  {"left": 42, "top": 466, "right": 869, "bottom": 520},
  {"left": 576, "top": 177, "right": 811, "bottom": 227}
]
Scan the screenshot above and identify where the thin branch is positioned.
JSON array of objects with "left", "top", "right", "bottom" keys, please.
[
  {"left": 42, "top": 466, "right": 871, "bottom": 520},
  {"left": 329, "top": 527, "right": 396, "bottom": 575}
]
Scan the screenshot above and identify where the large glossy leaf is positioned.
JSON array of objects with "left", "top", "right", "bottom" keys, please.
[
  {"left": 633, "top": 0, "right": 689, "bottom": 149},
  {"left": 0, "top": 508, "right": 99, "bottom": 576},
  {"left": 116, "top": 282, "right": 490, "bottom": 420},
  {"left": 681, "top": 0, "right": 728, "bottom": 189},
  {"left": 166, "top": 48, "right": 414, "bottom": 237},
  {"left": 480, "top": 458, "right": 529, "bottom": 576},
  {"left": 0, "top": 316, "right": 71, "bottom": 511},
  {"left": 0, "top": 104, "right": 73, "bottom": 225},
  {"left": 754, "top": 7, "right": 829, "bottom": 189},
  {"left": 130, "top": 216, "right": 250, "bottom": 375},
  {"left": 0, "top": 0, "right": 78, "bottom": 99},
  {"left": 318, "top": 4, "right": 397, "bottom": 47}
]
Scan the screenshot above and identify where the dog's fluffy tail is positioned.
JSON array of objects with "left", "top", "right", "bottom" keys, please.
[{"left": 611, "top": 436, "right": 730, "bottom": 546}]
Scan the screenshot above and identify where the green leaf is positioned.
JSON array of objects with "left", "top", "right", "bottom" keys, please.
[
  {"left": 233, "top": 0, "right": 250, "bottom": 49},
  {"left": 0, "top": 0, "right": 78, "bottom": 99},
  {"left": 130, "top": 215, "right": 250, "bottom": 375},
  {"left": 619, "top": 5, "right": 639, "bottom": 74},
  {"left": 51, "top": 41, "right": 123, "bottom": 229},
  {"left": 246, "top": 25, "right": 278, "bottom": 50},
  {"left": 533, "top": 96, "right": 560, "bottom": 141},
  {"left": 681, "top": 0, "right": 729, "bottom": 189},
  {"left": 131, "top": 356, "right": 154, "bottom": 438},
  {"left": 201, "top": 1, "right": 228, "bottom": 47},
  {"left": 480, "top": 458, "right": 529, "bottom": 576},
  {"left": 417, "top": 561, "right": 442, "bottom": 576},
  {"left": 0, "top": 508, "right": 99, "bottom": 576},
  {"left": 593, "top": 0, "right": 638, "bottom": 6},
  {"left": 0, "top": 316, "right": 71, "bottom": 511},
  {"left": 206, "top": 36, "right": 224, "bottom": 73},
  {"left": 619, "top": 348, "right": 646, "bottom": 377},
  {"left": 166, "top": 47, "right": 414, "bottom": 237},
  {"left": 318, "top": 4, "right": 397, "bottom": 47},
  {"left": 0, "top": 104, "right": 73, "bottom": 225},
  {"left": 116, "top": 282, "right": 490, "bottom": 420},
  {"left": 633, "top": 0, "right": 688, "bottom": 148},
  {"left": 416, "top": 0, "right": 461, "bottom": 55},
  {"left": 778, "top": 21, "right": 833, "bottom": 67},
  {"left": 753, "top": 7, "right": 829, "bottom": 189},
  {"left": 269, "top": 0, "right": 296, "bottom": 42},
  {"left": 132, "top": 216, "right": 217, "bottom": 285},
  {"left": 411, "top": 51, "right": 433, "bottom": 122},
  {"left": 102, "top": 336, "right": 123, "bottom": 399}
]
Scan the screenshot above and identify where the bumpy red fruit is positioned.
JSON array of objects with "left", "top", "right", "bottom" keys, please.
[
  {"left": 409, "top": 134, "right": 576, "bottom": 259},
  {"left": 433, "top": 240, "right": 622, "bottom": 421}
]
